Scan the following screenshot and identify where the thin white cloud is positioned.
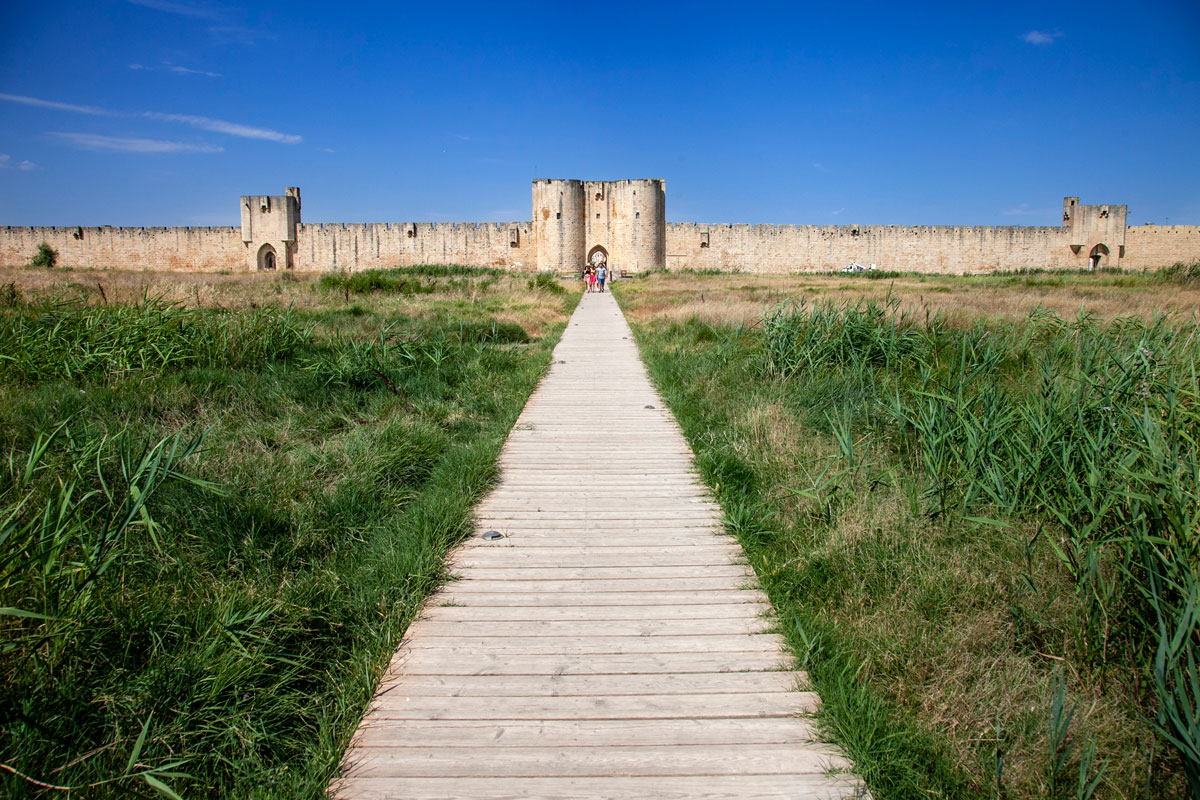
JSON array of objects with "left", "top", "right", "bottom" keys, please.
[
  {"left": 1002, "top": 203, "right": 1044, "bottom": 216},
  {"left": 143, "top": 112, "right": 300, "bottom": 143},
  {"left": 49, "top": 132, "right": 223, "bottom": 153},
  {"left": 128, "top": 62, "right": 223, "bottom": 77},
  {"left": 127, "top": 0, "right": 225, "bottom": 22},
  {"left": 168, "top": 65, "right": 223, "bottom": 77},
  {"left": 813, "top": 162, "right": 828, "bottom": 172},
  {"left": 0, "top": 154, "right": 34, "bottom": 171},
  {"left": 6, "top": 92, "right": 299, "bottom": 146},
  {"left": 831, "top": 208, "right": 845, "bottom": 216},
  {"left": 1022, "top": 30, "right": 1063, "bottom": 45},
  {"left": 208, "top": 25, "right": 275, "bottom": 45},
  {"left": 0, "top": 92, "right": 111, "bottom": 116}
]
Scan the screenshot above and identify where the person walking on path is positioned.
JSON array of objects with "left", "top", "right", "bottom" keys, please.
[{"left": 597, "top": 264, "right": 607, "bottom": 293}]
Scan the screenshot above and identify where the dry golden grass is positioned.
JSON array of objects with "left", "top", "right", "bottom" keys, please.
[
  {"left": 616, "top": 270, "right": 1200, "bottom": 327},
  {"left": 0, "top": 265, "right": 576, "bottom": 338}
]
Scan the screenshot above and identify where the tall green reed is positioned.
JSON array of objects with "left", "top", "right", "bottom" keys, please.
[
  {"left": 758, "top": 297, "right": 1200, "bottom": 784},
  {"left": 0, "top": 294, "right": 311, "bottom": 384}
]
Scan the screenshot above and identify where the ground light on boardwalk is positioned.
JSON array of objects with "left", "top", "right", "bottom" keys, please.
[{"left": 333, "top": 291, "right": 868, "bottom": 799}]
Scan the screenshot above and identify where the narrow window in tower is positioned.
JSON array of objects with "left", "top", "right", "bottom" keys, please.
[
  {"left": 635, "top": 212, "right": 640, "bottom": 219},
  {"left": 556, "top": 212, "right": 561, "bottom": 219},
  {"left": 596, "top": 213, "right": 600, "bottom": 219}
]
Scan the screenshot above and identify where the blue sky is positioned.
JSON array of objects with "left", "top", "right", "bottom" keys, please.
[{"left": 1, "top": 1, "right": 1197, "bottom": 227}]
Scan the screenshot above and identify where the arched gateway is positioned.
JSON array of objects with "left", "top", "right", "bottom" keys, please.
[
  {"left": 587, "top": 245, "right": 608, "bottom": 268},
  {"left": 257, "top": 243, "right": 277, "bottom": 271}
]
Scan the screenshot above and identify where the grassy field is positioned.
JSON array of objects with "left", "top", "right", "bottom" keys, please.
[
  {"left": 0, "top": 265, "right": 578, "bottom": 798},
  {"left": 615, "top": 267, "right": 1200, "bottom": 800}
]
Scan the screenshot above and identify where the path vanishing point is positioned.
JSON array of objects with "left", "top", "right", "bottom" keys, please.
[{"left": 334, "top": 291, "right": 868, "bottom": 799}]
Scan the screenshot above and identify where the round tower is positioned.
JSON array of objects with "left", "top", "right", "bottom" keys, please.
[
  {"left": 626, "top": 179, "right": 666, "bottom": 272},
  {"left": 532, "top": 180, "right": 586, "bottom": 273}
]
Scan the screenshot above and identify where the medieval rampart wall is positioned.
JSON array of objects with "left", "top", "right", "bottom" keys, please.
[
  {"left": 3, "top": 184, "right": 1198, "bottom": 275},
  {"left": 1122, "top": 225, "right": 1200, "bottom": 270},
  {"left": 0, "top": 221, "right": 537, "bottom": 273},
  {"left": 0, "top": 225, "right": 246, "bottom": 272},
  {"left": 293, "top": 222, "right": 535, "bottom": 271},
  {"left": 667, "top": 223, "right": 1078, "bottom": 274}
]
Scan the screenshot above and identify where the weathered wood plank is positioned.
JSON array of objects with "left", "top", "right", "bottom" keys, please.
[
  {"left": 368, "top": 671, "right": 799, "bottom": 697},
  {"left": 442, "top": 578, "right": 756, "bottom": 593},
  {"left": 364, "top": 691, "right": 819, "bottom": 719},
  {"left": 390, "top": 650, "right": 793, "bottom": 676},
  {"left": 332, "top": 774, "right": 866, "bottom": 800},
  {"left": 447, "top": 565, "right": 751, "bottom": 580},
  {"left": 396, "top": 634, "right": 784, "bottom": 655},
  {"left": 342, "top": 743, "right": 850, "bottom": 778},
  {"left": 433, "top": 589, "right": 768, "bottom": 606},
  {"left": 421, "top": 603, "right": 769, "bottom": 621},
  {"left": 452, "top": 553, "right": 744, "bottom": 569},
  {"left": 402, "top": 617, "right": 772, "bottom": 638},
  {"left": 349, "top": 717, "right": 818, "bottom": 748}
]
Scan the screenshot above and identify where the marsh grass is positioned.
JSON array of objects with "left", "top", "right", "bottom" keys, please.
[
  {"left": 0, "top": 268, "right": 578, "bottom": 797},
  {"left": 617, "top": 277, "right": 1197, "bottom": 799},
  {"left": 616, "top": 266, "right": 1200, "bottom": 330}
]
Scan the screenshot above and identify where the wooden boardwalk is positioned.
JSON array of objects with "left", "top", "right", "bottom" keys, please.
[{"left": 334, "top": 291, "right": 867, "bottom": 799}]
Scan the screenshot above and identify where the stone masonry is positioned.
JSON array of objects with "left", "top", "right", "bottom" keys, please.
[{"left": 1, "top": 180, "right": 1197, "bottom": 274}]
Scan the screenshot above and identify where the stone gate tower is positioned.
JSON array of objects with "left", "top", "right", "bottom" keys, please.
[
  {"left": 532, "top": 179, "right": 665, "bottom": 273},
  {"left": 241, "top": 187, "right": 300, "bottom": 270}
]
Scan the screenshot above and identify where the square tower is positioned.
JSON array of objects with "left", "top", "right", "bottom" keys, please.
[{"left": 240, "top": 187, "right": 301, "bottom": 270}]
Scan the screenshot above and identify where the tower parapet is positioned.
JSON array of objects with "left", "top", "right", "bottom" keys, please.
[
  {"left": 1063, "top": 196, "right": 1127, "bottom": 268},
  {"left": 240, "top": 187, "right": 301, "bottom": 270}
]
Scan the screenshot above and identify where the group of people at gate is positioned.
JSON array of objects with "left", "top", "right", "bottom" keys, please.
[{"left": 582, "top": 263, "right": 608, "bottom": 293}]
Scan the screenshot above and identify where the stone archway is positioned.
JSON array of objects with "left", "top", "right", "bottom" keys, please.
[
  {"left": 257, "top": 243, "right": 277, "bottom": 271},
  {"left": 1088, "top": 243, "right": 1109, "bottom": 271},
  {"left": 587, "top": 245, "right": 608, "bottom": 268}
]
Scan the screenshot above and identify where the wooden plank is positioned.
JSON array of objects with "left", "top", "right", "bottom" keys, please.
[
  {"left": 342, "top": 743, "right": 850, "bottom": 778},
  {"left": 471, "top": 523, "right": 725, "bottom": 533},
  {"left": 332, "top": 774, "right": 866, "bottom": 800},
  {"left": 447, "top": 565, "right": 750, "bottom": 581},
  {"left": 350, "top": 717, "right": 817, "bottom": 748},
  {"left": 396, "top": 635, "right": 783, "bottom": 655},
  {"left": 390, "top": 651, "right": 792, "bottom": 676},
  {"left": 464, "top": 537, "right": 737, "bottom": 548},
  {"left": 476, "top": 511, "right": 716, "bottom": 520},
  {"left": 441, "top": 578, "right": 759, "bottom": 593},
  {"left": 433, "top": 590, "right": 767, "bottom": 606},
  {"left": 477, "top": 499, "right": 720, "bottom": 511},
  {"left": 364, "top": 692, "right": 818, "bottom": 720},
  {"left": 451, "top": 551, "right": 744, "bottom": 568},
  {"left": 421, "top": 603, "right": 768, "bottom": 621},
  {"left": 402, "top": 617, "right": 772, "bottom": 638},
  {"left": 368, "top": 672, "right": 799, "bottom": 698}
]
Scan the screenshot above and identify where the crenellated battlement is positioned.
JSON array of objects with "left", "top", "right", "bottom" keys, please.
[{"left": 1, "top": 182, "right": 1196, "bottom": 274}]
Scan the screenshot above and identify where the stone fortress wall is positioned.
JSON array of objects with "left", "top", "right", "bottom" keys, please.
[{"left": 1, "top": 180, "right": 1197, "bottom": 274}]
